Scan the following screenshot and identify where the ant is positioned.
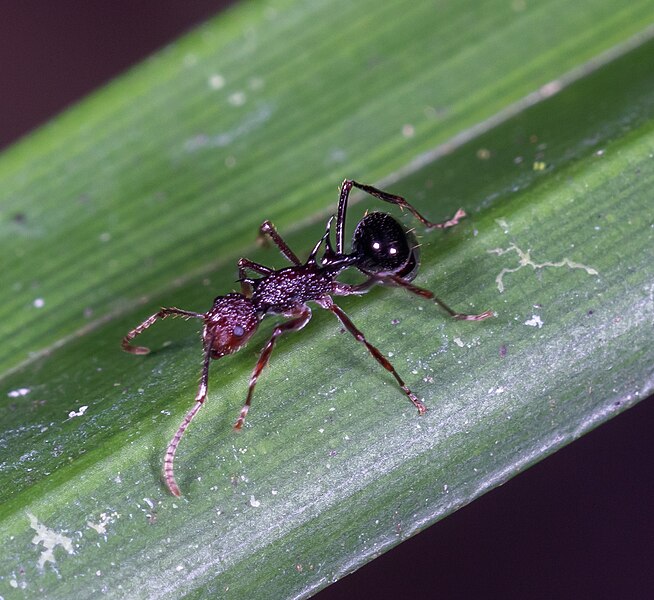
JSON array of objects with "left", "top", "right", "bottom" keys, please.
[{"left": 122, "top": 180, "right": 493, "bottom": 496}]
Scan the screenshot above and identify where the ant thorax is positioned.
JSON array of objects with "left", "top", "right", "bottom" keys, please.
[{"left": 250, "top": 265, "right": 337, "bottom": 314}]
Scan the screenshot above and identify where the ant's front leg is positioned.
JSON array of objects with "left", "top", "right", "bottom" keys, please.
[
  {"left": 122, "top": 307, "right": 205, "bottom": 355},
  {"left": 257, "top": 220, "right": 301, "bottom": 265},
  {"left": 238, "top": 258, "right": 272, "bottom": 279},
  {"left": 237, "top": 258, "right": 273, "bottom": 296}
]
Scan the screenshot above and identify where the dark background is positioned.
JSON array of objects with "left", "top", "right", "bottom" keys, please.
[{"left": 2, "top": 3, "right": 652, "bottom": 599}]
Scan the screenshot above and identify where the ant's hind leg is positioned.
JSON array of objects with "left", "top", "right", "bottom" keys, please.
[
  {"left": 335, "top": 179, "right": 466, "bottom": 254},
  {"left": 234, "top": 306, "right": 312, "bottom": 430},
  {"left": 122, "top": 308, "right": 205, "bottom": 355},
  {"left": 333, "top": 279, "right": 378, "bottom": 296},
  {"left": 350, "top": 180, "right": 467, "bottom": 230},
  {"left": 318, "top": 296, "right": 427, "bottom": 415},
  {"left": 387, "top": 275, "right": 494, "bottom": 321}
]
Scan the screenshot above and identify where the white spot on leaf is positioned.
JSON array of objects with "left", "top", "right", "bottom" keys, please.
[
  {"left": 524, "top": 315, "right": 544, "bottom": 328},
  {"left": 68, "top": 405, "right": 88, "bottom": 418},
  {"left": 27, "top": 512, "right": 74, "bottom": 569},
  {"left": 208, "top": 74, "right": 225, "bottom": 89},
  {"left": 8, "top": 387, "right": 30, "bottom": 398},
  {"left": 228, "top": 91, "right": 246, "bottom": 106},
  {"left": 402, "top": 124, "right": 415, "bottom": 138}
]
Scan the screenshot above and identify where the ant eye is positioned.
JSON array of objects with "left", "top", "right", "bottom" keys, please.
[{"left": 233, "top": 325, "right": 245, "bottom": 337}]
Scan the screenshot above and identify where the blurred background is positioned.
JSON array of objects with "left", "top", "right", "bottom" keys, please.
[{"left": 1, "top": 2, "right": 652, "bottom": 598}]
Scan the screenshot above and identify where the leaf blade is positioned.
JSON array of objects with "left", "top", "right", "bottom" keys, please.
[{"left": 1, "top": 1, "right": 654, "bottom": 598}]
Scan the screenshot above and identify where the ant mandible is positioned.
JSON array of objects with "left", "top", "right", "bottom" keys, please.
[{"left": 122, "top": 180, "right": 493, "bottom": 496}]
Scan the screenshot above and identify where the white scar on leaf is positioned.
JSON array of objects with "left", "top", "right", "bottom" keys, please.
[
  {"left": 487, "top": 243, "right": 598, "bottom": 293},
  {"left": 27, "top": 512, "right": 74, "bottom": 569}
]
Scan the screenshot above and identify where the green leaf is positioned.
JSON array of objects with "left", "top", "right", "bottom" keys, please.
[{"left": 1, "top": 1, "right": 653, "bottom": 598}]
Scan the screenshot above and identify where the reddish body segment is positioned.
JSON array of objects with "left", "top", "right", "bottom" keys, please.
[{"left": 122, "top": 180, "right": 493, "bottom": 496}]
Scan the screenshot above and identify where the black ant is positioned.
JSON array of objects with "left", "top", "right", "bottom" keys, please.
[{"left": 122, "top": 180, "right": 493, "bottom": 496}]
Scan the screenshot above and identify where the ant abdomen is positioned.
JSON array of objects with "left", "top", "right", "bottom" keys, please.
[{"left": 352, "top": 212, "right": 420, "bottom": 280}]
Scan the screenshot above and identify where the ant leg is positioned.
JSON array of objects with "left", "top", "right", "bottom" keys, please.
[
  {"left": 238, "top": 258, "right": 273, "bottom": 298},
  {"left": 335, "top": 179, "right": 354, "bottom": 254},
  {"left": 333, "top": 279, "right": 378, "bottom": 296},
  {"left": 307, "top": 215, "right": 335, "bottom": 264},
  {"left": 335, "top": 278, "right": 492, "bottom": 320},
  {"left": 238, "top": 257, "right": 273, "bottom": 279},
  {"left": 237, "top": 257, "right": 272, "bottom": 295},
  {"left": 386, "top": 275, "right": 494, "bottom": 321},
  {"left": 238, "top": 253, "right": 274, "bottom": 284},
  {"left": 350, "top": 180, "right": 467, "bottom": 230},
  {"left": 318, "top": 296, "right": 426, "bottom": 415},
  {"left": 234, "top": 306, "right": 312, "bottom": 430},
  {"left": 257, "top": 220, "right": 301, "bottom": 265},
  {"left": 335, "top": 179, "right": 466, "bottom": 253},
  {"left": 122, "top": 308, "right": 204, "bottom": 355},
  {"left": 163, "top": 334, "right": 215, "bottom": 497},
  {"left": 334, "top": 267, "right": 492, "bottom": 319}
]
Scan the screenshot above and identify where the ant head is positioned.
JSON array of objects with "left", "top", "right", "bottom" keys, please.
[
  {"left": 351, "top": 212, "right": 420, "bottom": 280},
  {"left": 206, "top": 293, "right": 260, "bottom": 358}
]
